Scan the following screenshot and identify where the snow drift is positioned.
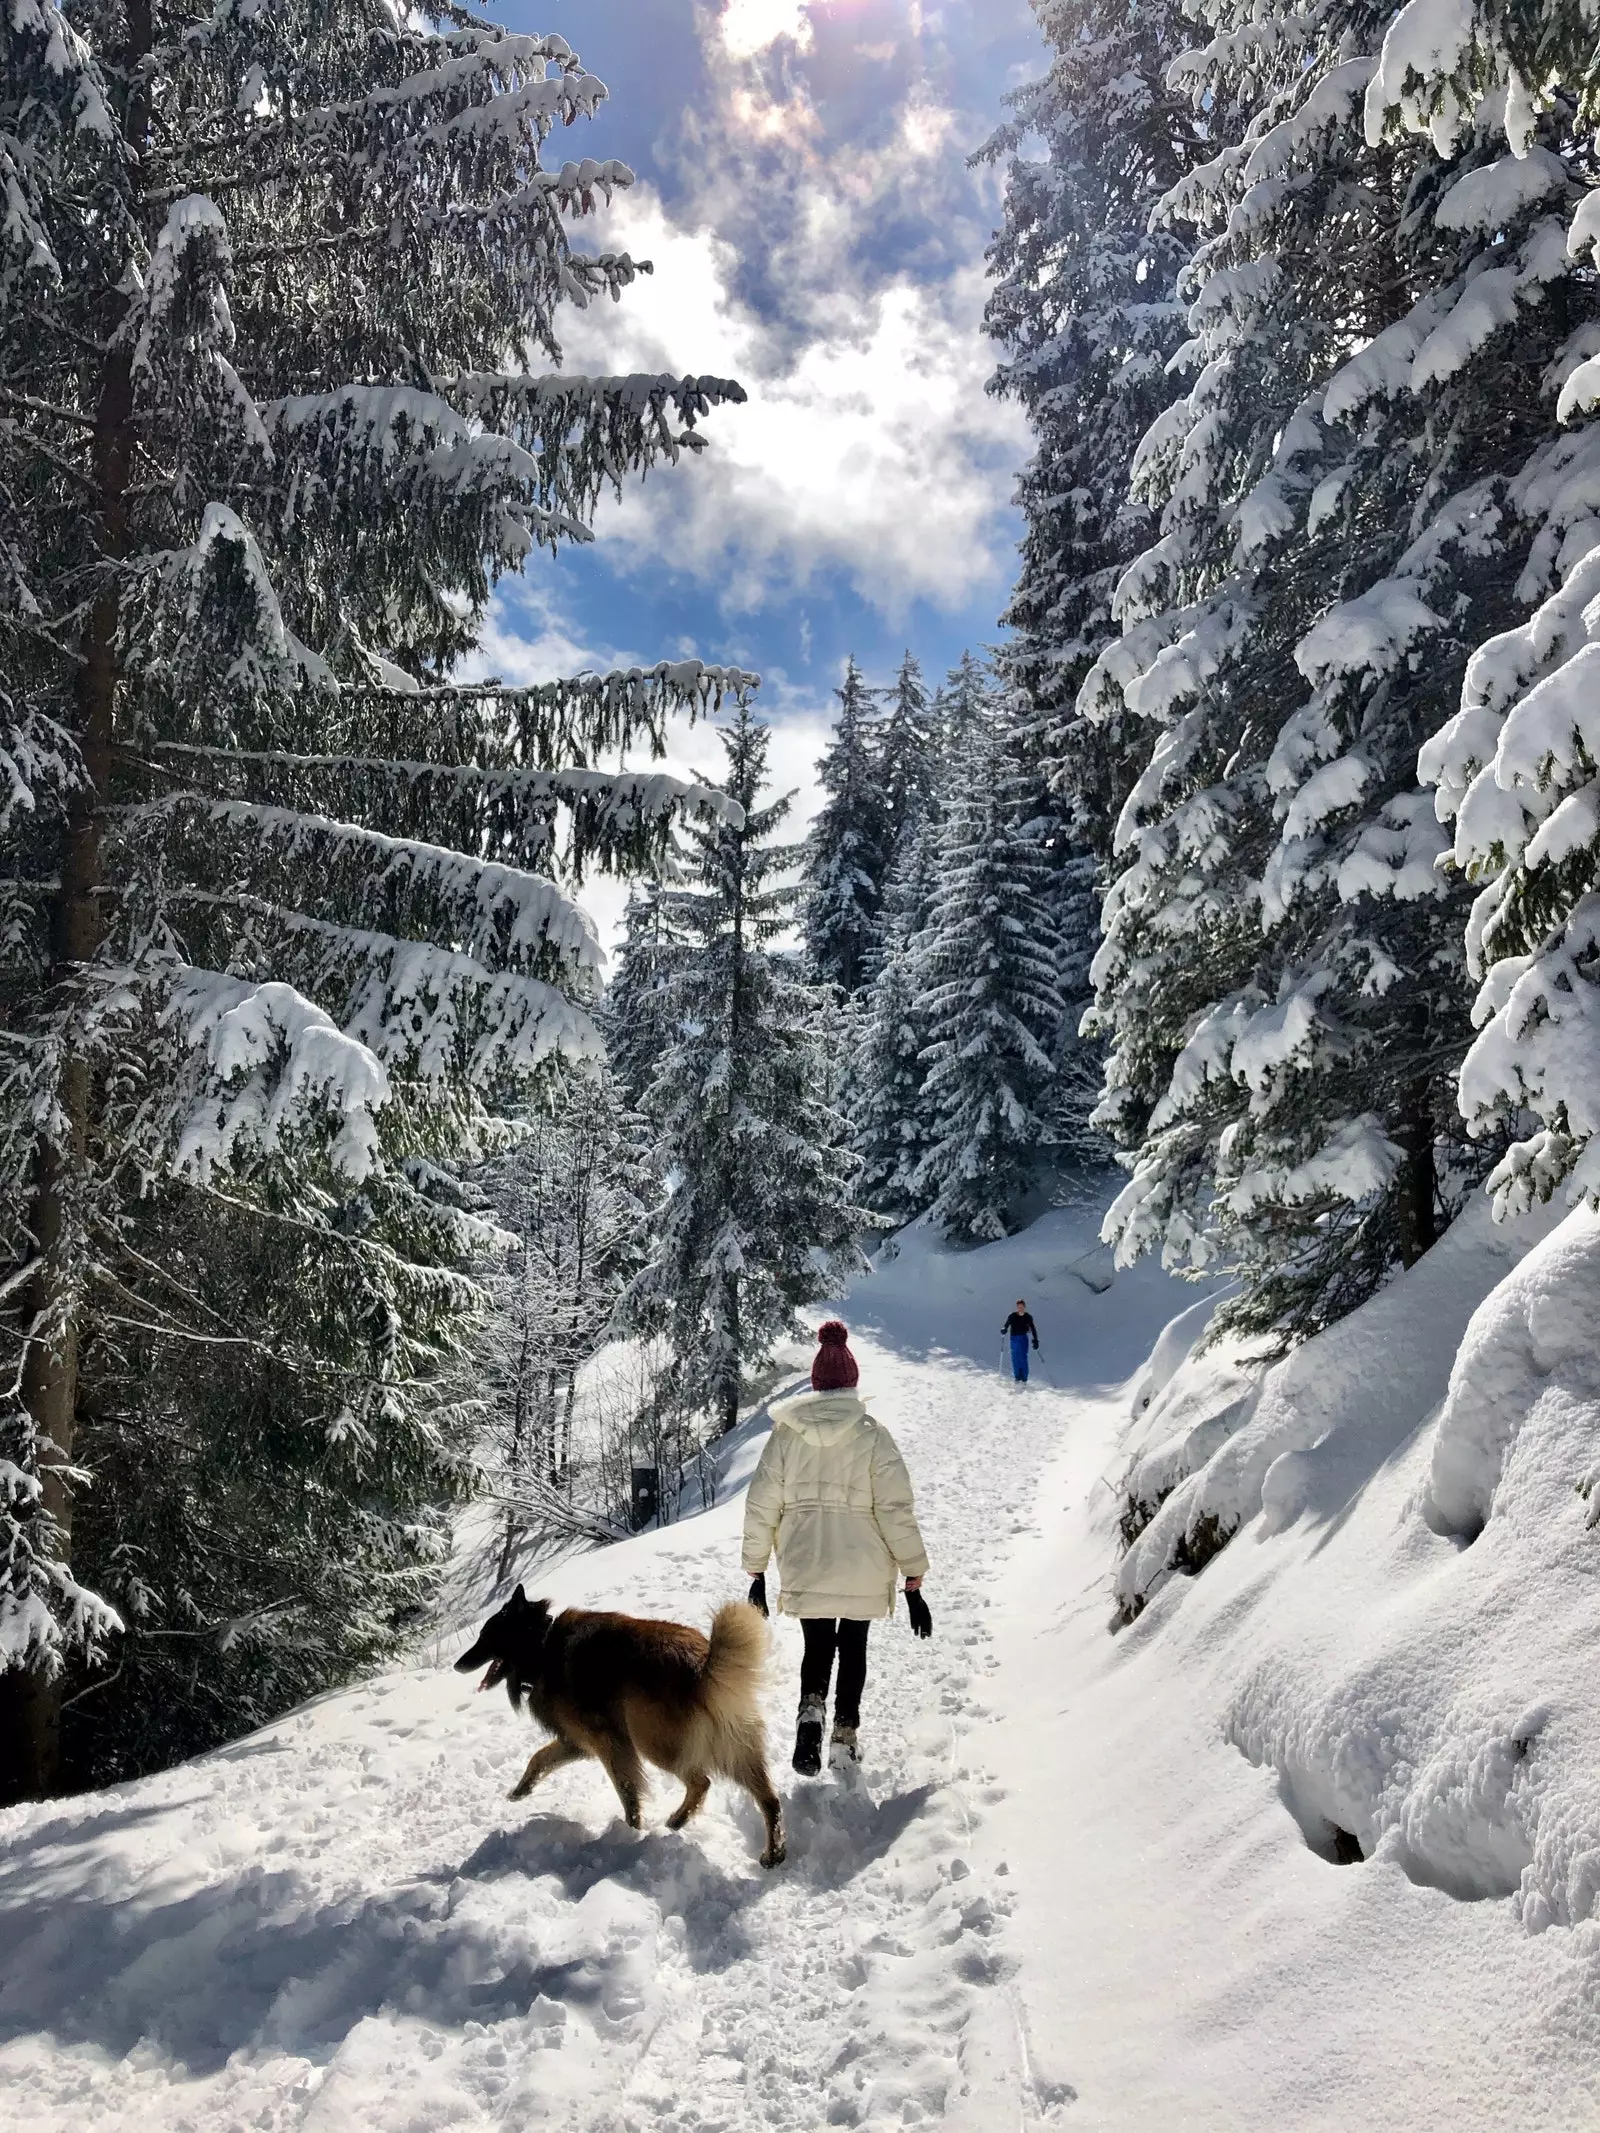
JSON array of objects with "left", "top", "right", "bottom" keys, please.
[{"left": 1117, "top": 1195, "right": 1600, "bottom": 1930}]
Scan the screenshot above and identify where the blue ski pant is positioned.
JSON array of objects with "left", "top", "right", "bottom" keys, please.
[{"left": 1010, "top": 1332, "right": 1031, "bottom": 1381}]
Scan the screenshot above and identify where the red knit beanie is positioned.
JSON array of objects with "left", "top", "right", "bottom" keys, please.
[{"left": 812, "top": 1321, "right": 859, "bottom": 1391}]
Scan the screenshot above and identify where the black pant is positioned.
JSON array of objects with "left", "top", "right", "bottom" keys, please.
[{"left": 799, "top": 1618, "right": 870, "bottom": 1728}]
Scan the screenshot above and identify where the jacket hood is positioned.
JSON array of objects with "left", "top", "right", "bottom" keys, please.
[{"left": 768, "top": 1388, "right": 870, "bottom": 1447}]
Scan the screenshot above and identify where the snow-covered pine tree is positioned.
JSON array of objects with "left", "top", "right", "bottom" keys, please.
[
  {"left": 1369, "top": 0, "right": 1600, "bottom": 1222},
  {"left": 603, "top": 880, "right": 679, "bottom": 1112},
  {"left": 877, "top": 651, "right": 939, "bottom": 864},
  {"left": 625, "top": 704, "right": 868, "bottom": 1433},
  {"left": 476, "top": 1063, "right": 650, "bottom": 1576},
  {"left": 937, "top": 649, "right": 995, "bottom": 774},
  {"left": 1082, "top": 0, "right": 1593, "bottom": 1338},
  {"left": 850, "top": 652, "right": 973, "bottom": 1218},
  {"left": 853, "top": 918, "right": 930, "bottom": 1222},
  {"left": 802, "top": 655, "right": 891, "bottom": 994},
  {"left": 974, "top": 0, "right": 1199, "bottom": 863},
  {"left": 912, "top": 704, "right": 1068, "bottom": 1241},
  {"left": 0, "top": 0, "right": 748, "bottom": 1799}
]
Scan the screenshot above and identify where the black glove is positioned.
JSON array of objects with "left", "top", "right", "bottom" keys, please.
[
  {"left": 747, "top": 1573, "right": 768, "bottom": 1618},
  {"left": 905, "top": 1587, "right": 933, "bottom": 1640},
  {"left": 1032, "top": 1339, "right": 1039, "bottom": 1351}
]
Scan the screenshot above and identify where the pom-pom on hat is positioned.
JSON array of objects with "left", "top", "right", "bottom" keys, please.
[{"left": 811, "top": 1321, "right": 859, "bottom": 1391}]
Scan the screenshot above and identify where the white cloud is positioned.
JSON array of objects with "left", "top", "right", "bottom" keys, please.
[
  {"left": 560, "top": 185, "right": 1026, "bottom": 617},
  {"left": 530, "top": 0, "right": 1029, "bottom": 625},
  {"left": 469, "top": 0, "right": 1026, "bottom": 953},
  {"left": 714, "top": 0, "right": 814, "bottom": 61},
  {"left": 462, "top": 583, "right": 625, "bottom": 689}
]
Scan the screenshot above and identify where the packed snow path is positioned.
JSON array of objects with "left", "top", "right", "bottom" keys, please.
[
  {"left": 16, "top": 1201, "right": 1595, "bottom": 2131},
  {"left": 1, "top": 1204, "right": 1151, "bottom": 2133}
]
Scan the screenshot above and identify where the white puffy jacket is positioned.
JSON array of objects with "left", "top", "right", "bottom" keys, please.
[{"left": 741, "top": 1390, "right": 929, "bottom": 1620}]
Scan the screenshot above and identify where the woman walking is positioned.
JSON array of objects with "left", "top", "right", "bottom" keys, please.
[{"left": 741, "top": 1322, "right": 931, "bottom": 1775}]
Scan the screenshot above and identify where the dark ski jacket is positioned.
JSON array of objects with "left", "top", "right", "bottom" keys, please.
[{"left": 1003, "top": 1311, "right": 1039, "bottom": 1346}]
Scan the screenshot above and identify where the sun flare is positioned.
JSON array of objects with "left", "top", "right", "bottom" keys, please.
[{"left": 717, "top": 0, "right": 815, "bottom": 62}]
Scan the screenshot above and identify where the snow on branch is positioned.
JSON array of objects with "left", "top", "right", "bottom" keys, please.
[
  {"left": 442, "top": 371, "right": 749, "bottom": 498},
  {"left": 141, "top": 795, "right": 602, "bottom": 972},
  {"left": 0, "top": 701, "right": 83, "bottom": 833},
  {"left": 144, "top": 743, "right": 743, "bottom": 871},
  {"left": 1241, "top": 58, "right": 1379, "bottom": 188},
  {"left": 296, "top": 29, "right": 610, "bottom": 155},
  {"left": 340, "top": 656, "right": 760, "bottom": 764},
  {"left": 166, "top": 972, "right": 391, "bottom": 1185},
  {"left": 172, "top": 899, "right": 603, "bottom": 1085},
  {"left": 263, "top": 374, "right": 745, "bottom": 546},
  {"left": 129, "top": 502, "right": 331, "bottom": 703},
  {"left": 1460, "top": 893, "right": 1600, "bottom": 1214},
  {"left": 1222, "top": 1114, "right": 1405, "bottom": 1216},
  {"left": 1364, "top": 0, "right": 1514, "bottom": 157}
]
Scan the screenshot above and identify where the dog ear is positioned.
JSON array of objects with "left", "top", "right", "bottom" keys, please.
[{"left": 509, "top": 1584, "right": 527, "bottom": 1610}]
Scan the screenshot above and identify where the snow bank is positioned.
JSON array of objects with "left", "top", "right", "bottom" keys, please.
[
  {"left": 1115, "top": 1192, "right": 1558, "bottom": 1620},
  {"left": 1427, "top": 1207, "right": 1600, "bottom": 1538},
  {"left": 1107, "top": 1189, "right": 1600, "bottom": 1936},
  {"left": 1222, "top": 1207, "right": 1600, "bottom": 1935}
]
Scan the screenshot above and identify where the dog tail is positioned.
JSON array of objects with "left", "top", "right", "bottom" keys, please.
[{"left": 700, "top": 1600, "right": 770, "bottom": 1729}]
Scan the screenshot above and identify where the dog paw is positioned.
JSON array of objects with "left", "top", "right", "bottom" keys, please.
[
  {"left": 761, "top": 1835, "right": 788, "bottom": 1869},
  {"left": 506, "top": 1780, "right": 531, "bottom": 1801}
]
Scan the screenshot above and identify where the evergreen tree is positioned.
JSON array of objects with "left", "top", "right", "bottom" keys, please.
[
  {"left": 476, "top": 1064, "right": 651, "bottom": 1575},
  {"left": 0, "top": 0, "right": 748, "bottom": 1798},
  {"left": 1081, "top": 0, "right": 1594, "bottom": 1338},
  {"left": 851, "top": 791, "right": 947, "bottom": 1219},
  {"left": 878, "top": 651, "right": 939, "bottom": 861},
  {"left": 853, "top": 935, "right": 931, "bottom": 1222},
  {"left": 603, "top": 881, "right": 678, "bottom": 1112},
  {"left": 912, "top": 710, "right": 1067, "bottom": 1241},
  {"left": 974, "top": 0, "right": 1200, "bottom": 863},
  {"left": 624, "top": 705, "right": 867, "bottom": 1432},
  {"left": 1372, "top": 0, "right": 1600, "bottom": 1224},
  {"left": 938, "top": 650, "right": 995, "bottom": 776},
  {"left": 802, "top": 655, "right": 890, "bottom": 993}
]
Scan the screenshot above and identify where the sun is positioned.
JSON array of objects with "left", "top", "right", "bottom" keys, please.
[{"left": 717, "top": 0, "right": 815, "bottom": 62}]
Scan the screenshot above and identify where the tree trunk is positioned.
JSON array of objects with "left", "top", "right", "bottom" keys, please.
[
  {"left": 718, "top": 790, "right": 746, "bottom": 1442},
  {"left": 560, "top": 1369, "right": 576, "bottom": 1487},
  {"left": 719, "top": 1276, "right": 741, "bottom": 1437},
  {"left": 3, "top": 1, "right": 149, "bottom": 1805},
  {"left": 1396, "top": 1091, "right": 1439, "bottom": 1270}
]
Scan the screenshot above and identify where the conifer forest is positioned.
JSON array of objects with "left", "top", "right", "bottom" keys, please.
[{"left": 5, "top": 0, "right": 1600, "bottom": 1943}]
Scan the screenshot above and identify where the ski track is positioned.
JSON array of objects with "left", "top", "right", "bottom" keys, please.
[{"left": 0, "top": 1347, "right": 1073, "bottom": 2133}]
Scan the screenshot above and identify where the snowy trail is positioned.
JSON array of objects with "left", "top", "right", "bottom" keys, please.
[
  {"left": 0, "top": 1338, "right": 1087, "bottom": 2133},
  {"left": 17, "top": 1196, "right": 1593, "bottom": 2130}
]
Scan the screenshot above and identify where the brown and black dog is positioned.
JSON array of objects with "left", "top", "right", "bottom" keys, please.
[{"left": 455, "top": 1586, "right": 786, "bottom": 1868}]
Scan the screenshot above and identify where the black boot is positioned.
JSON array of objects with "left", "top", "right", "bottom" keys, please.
[{"left": 792, "top": 1694, "right": 825, "bottom": 1776}]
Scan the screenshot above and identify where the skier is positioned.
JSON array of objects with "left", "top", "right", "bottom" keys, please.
[
  {"left": 741, "top": 1321, "right": 932, "bottom": 1775},
  {"left": 1003, "top": 1299, "right": 1039, "bottom": 1383}
]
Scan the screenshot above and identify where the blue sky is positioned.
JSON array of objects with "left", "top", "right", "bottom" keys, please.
[{"left": 481, "top": 0, "right": 1043, "bottom": 928}]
